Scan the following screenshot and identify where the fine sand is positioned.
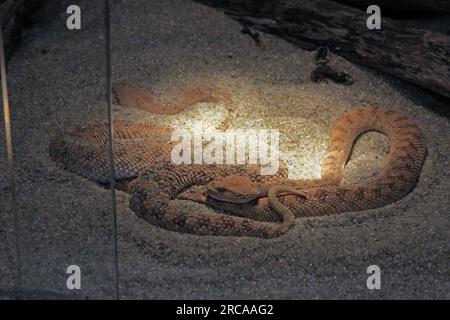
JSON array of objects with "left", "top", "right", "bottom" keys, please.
[{"left": 0, "top": 0, "right": 449, "bottom": 299}]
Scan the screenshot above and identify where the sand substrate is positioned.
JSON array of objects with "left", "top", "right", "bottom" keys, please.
[{"left": 0, "top": 0, "right": 449, "bottom": 299}]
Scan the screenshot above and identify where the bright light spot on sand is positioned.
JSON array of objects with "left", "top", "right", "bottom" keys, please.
[
  {"left": 163, "top": 98, "right": 328, "bottom": 180},
  {"left": 283, "top": 150, "right": 323, "bottom": 180},
  {"left": 167, "top": 102, "right": 228, "bottom": 130},
  {"left": 277, "top": 116, "right": 328, "bottom": 181}
]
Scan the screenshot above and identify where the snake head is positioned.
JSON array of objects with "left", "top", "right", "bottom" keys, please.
[{"left": 206, "top": 176, "right": 261, "bottom": 204}]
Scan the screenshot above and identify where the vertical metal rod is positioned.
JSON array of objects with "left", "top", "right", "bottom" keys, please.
[
  {"left": 0, "top": 20, "right": 22, "bottom": 297},
  {"left": 104, "top": 0, "right": 120, "bottom": 300}
]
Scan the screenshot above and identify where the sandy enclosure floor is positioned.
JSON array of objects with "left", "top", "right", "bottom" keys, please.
[{"left": 0, "top": 0, "right": 449, "bottom": 299}]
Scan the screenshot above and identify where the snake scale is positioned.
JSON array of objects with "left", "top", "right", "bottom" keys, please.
[{"left": 50, "top": 84, "right": 426, "bottom": 238}]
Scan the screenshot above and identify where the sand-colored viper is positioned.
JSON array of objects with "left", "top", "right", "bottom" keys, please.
[{"left": 50, "top": 84, "right": 426, "bottom": 238}]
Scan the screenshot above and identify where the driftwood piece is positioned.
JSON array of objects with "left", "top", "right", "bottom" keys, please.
[
  {"left": 194, "top": 0, "right": 450, "bottom": 99},
  {"left": 335, "top": 0, "right": 450, "bottom": 14}
]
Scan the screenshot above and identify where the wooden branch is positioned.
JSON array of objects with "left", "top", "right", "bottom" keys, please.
[{"left": 194, "top": 0, "right": 450, "bottom": 99}]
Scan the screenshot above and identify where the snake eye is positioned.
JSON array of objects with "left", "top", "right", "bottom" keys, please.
[{"left": 215, "top": 186, "right": 227, "bottom": 193}]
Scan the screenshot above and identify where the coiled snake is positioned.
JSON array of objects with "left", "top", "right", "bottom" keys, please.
[{"left": 50, "top": 84, "right": 426, "bottom": 238}]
